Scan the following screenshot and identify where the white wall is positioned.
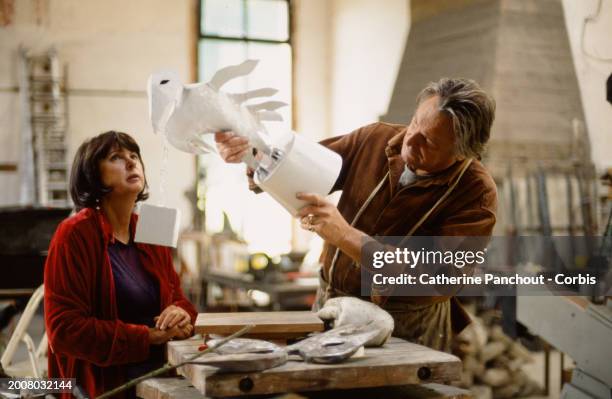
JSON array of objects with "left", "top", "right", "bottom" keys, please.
[
  {"left": 295, "top": 0, "right": 610, "bottom": 171},
  {"left": 561, "top": 0, "right": 612, "bottom": 170},
  {"left": 0, "top": 0, "right": 197, "bottom": 227},
  {"left": 293, "top": 0, "right": 333, "bottom": 141},
  {"left": 291, "top": 0, "right": 410, "bottom": 251},
  {"left": 293, "top": 0, "right": 410, "bottom": 139},
  {"left": 330, "top": 0, "right": 410, "bottom": 135}
]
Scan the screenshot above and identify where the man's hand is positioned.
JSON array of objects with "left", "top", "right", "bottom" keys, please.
[
  {"left": 316, "top": 297, "right": 394, "bottom": 347},
  {"left": 214, "top": 131, "right": 249, "bottom": 163},
  {"left": 155, "top": 305, "right": 191, "bottom": 331},
  {"left": 296, "top": 193, "right": 353, "bottom": 248},
  {"left": 215, "top": 131, "right": 261, "bottom": 191},
  {"left": 148, "top": 324, "right": 194, "bottom": 345}
]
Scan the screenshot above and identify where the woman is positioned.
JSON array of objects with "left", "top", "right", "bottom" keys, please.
[{"left": 44, "top": 131, "right": 197, "bottom": 398}]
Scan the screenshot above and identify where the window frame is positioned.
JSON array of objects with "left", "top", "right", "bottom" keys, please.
[
  {"left": 199, "top": 0, "right": 292, "bottom": 45},
  {"left": 195, "top": 0, "right": 296, "bottom": 247}
]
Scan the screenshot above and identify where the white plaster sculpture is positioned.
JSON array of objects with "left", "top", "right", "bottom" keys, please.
[
  {"left": 147, "top": 60, "right": 342, "bottom": 216},
  {"left": 316, "top": 296, "right": 395, "bottom": 347},
  {"left": 148, "top": 60, "right": 285, "bottom": 168}
]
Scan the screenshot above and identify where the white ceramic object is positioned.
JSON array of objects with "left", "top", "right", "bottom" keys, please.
[
  {"left": 255, "top": 132, "right": 342, "bottom": 216},
  {"left": 134, "top": 203, "right": 181, "bottom": 247}
]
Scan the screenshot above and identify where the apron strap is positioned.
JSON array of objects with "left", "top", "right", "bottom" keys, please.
[
  {"left": 325, "top": 170, "right": 389, "bottom": 298},
  {"left": 372, "top": 158, "right": 474, "bottom": 306},
  {"left": 324, "top": 158, "right": 474, "bottom": 304}
]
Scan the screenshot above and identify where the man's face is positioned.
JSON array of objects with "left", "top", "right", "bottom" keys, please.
[{"left": 400, "top": 95, "right": 459, "bottom": 174}]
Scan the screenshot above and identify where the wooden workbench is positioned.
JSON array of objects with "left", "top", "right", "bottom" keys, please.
[
  {"left": 166, "top": 337, "right": 462, "bottom": 397},
  {"left": 137, "top": 378, "right": 472, "bottom": 399}
]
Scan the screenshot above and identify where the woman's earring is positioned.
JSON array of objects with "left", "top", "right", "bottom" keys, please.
[{"left": 95, "top": 198, "right": 100, "bottom": 210}]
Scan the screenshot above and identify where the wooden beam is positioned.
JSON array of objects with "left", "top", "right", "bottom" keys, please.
[
  {"left": 195, "top": 311, "right": 324, "bottom": 339},
  {"left": 0, "top": 163, "right": 17, "bottom": 172}
]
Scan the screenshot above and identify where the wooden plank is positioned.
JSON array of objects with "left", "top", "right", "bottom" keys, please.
[
  {"left": 412, "top": 384, "right": 472, "bottom": 399},
  {"left": 136, "top": 378, "right": 471, "bottom": 399},
  {"left": 0, "top": 163, "right": 17, "bottom": 172},
  {"left": 299, "top": 383, "right": 472, "bottom": 399},
  {"left": 195, "top": 311, "right": 324, "bottom": 338},
  {"left": 136, "top": 378, "right": 205, "bottom": 399},
  {"left": 168, "top": 337, "right": 462, "bottom": 397}
]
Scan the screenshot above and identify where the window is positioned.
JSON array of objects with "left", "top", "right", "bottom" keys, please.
[{"left": 197, "top": 0, "right": 293, "bottom": 256}]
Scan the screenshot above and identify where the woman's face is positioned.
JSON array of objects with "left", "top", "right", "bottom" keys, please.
[{"left": 99, "top": 146, "right": 145, "bottom": 198}]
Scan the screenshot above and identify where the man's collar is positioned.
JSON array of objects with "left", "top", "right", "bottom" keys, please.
[{"left": 385, "top": 130, "right": 406, "bottom": 157}]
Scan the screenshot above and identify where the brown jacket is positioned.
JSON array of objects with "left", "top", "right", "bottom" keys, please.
[{"left": 319, "top": 122, "right": 497, "bottom": 334}]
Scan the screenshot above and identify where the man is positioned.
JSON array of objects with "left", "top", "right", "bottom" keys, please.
[{"left": 216, "top": 78, "right": 497, "bottom": 351}]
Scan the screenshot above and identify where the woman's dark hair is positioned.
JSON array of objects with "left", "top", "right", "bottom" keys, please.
[{"left": 70, "top": 130, "right": 149, "bottom": 211}]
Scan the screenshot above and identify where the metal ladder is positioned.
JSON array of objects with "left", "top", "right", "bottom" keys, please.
[{"left": 20, "top": 47, "right": 70, "bottom": 207}]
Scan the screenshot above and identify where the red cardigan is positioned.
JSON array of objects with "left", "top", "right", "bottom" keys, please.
[{"left": 44, "top": 208, "right": 197, "bottom": 398}]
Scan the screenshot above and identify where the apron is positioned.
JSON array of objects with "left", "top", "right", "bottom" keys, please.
[{"left": 313, "top": 158, "right": 473, "bottom": 351}]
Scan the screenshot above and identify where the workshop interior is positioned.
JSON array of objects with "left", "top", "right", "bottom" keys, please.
[{"left": 0, "top": 0, "right": 611, "bottom": 398}]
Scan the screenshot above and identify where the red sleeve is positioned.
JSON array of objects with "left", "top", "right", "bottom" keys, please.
[
  {"left": 44, "top": 226, "right": 151, "bottom": 366},
  {"left": 319, "top": 123, "right": 378, "bottom": 192},
  {"left": 164, "top": 248, "right": 198, "bottom": 325}
]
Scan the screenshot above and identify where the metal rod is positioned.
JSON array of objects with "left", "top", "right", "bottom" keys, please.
[{"left": 95, "top": 324, "right": 255, "bottom": 399}]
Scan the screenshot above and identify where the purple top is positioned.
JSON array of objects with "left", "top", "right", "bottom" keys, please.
[{"left": 108, "top": 239, "right": 163, "bottom": 377}]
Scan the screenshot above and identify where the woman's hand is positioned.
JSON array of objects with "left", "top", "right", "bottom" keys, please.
[
  {"left": 148, "top": 328, "right": 170, "bottom": 345},
  {"left": 172, "top": 323, "right": 194, "bottom": 340},
  {"left": 155, "top": 304, "right": 191, "bottom": 331},
  {"left": 148, "top": 323, "right": 193, "bottom": 345}
]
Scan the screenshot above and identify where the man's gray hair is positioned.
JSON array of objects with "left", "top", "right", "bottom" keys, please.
[{"left": 417, "top": 78, "right": 495, "bottom": 159}]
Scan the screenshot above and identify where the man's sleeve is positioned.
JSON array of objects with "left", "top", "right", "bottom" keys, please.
[
  {"left": 437, "top": 182, "right": 497, "bottom": 237},
  {"left": 44, "top": 228, "right": 151, "bottom": 366}
]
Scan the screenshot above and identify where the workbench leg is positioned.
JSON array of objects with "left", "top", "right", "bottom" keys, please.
[{"left": 544, "top": 343, "right": 551, "bottom": 396}]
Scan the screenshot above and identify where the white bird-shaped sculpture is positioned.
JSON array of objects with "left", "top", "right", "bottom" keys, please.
[
  {"left": 147, "top": 59, "right": 343, "bottom": 217},
  {"left": 147, "top": 60, "right": 287, "bottom": 168}
]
